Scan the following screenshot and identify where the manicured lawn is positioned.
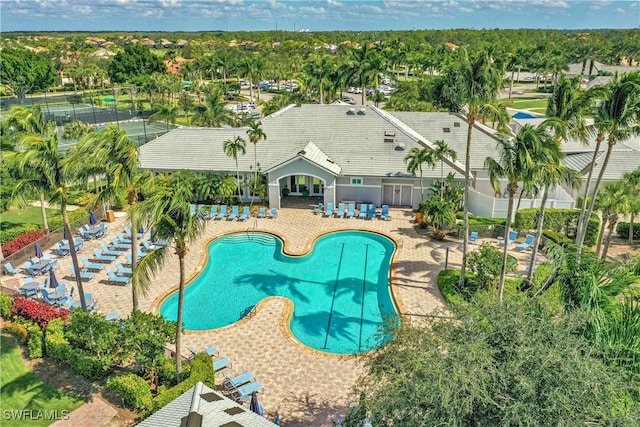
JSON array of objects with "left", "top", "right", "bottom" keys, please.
[
  {"left": 0, "top": 207, "right": 57, "bottom": 232},
  {"left": 0, "top": 334, "right": 84, "bottom": 427},
  {"left": 498, "top": 98, "right": 549, "bottom": 110}
]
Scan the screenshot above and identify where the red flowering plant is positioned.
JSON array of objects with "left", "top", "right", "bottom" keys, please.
[
  {"left": 11, "top": 297, "right": 70, "bottom": 328},
  {"left": 1, "top": 230, "right": 45, "bottom": 256}
]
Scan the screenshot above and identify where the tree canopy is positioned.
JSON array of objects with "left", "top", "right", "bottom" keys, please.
[
  {"left": 0, "top": 48, "right": 56, "bottom": 100},
  {"left": 107, "top": 44, "right": 165, "bottom": 83}
]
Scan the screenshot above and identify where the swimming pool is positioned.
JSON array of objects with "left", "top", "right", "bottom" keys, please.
[{"left": 160, "top": 231, "right": 398, "bottom": 354}]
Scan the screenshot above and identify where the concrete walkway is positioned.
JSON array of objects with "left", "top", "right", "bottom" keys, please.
[{"left": 49, "top": 396, "right": 118, "bottom": 427}]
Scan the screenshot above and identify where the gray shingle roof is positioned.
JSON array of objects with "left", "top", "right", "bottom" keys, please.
[
  {"left": 137, "top": 382, "right": 276, "bottom": 427},
  {"left": 266, "top": 141, "right": 342, "bottom": 175}
]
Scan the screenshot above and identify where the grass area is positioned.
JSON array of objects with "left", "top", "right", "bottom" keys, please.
[
  {"left": 0, "top": 334, "right": 84, "bottom": 427},
  {"left": 498, "top": 98, "right": 548, "bottom": 110},
  {"left": 0, "top": 206, "right": 57, "bottom": 232}
]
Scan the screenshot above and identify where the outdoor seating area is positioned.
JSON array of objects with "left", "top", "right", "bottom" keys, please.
[{"left": 318, "top": 203, "right": 390, "bottom": 220}]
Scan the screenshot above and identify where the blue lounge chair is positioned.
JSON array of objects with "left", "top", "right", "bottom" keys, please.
[
  {"left": 516, "top": 234, "right": 535, "bottom": 250},
  {"left": 82, "top": 257, "right": 104, "bottom": 271},
  {"left": 93, "top": 223, "right": 107, "bottom": 238},
  {"left": 79, "top": 228, "right": 93, "bottom": 240},
  {"left": 367, "top": 204, "right": 377, "bottom": 219},
  {"left": 227, "top": 205, "right": 239, "bottom": 220},
  {"left": 206, "top": 205, "right": 218, "bottom": 220},
  {"left": 336, "top": 203, "right": 345, "bottom": 218},
  {"left": 190, "top": 204, "right": 198, "bottom": 215},
  {"left": 55, "top": 242, "right": 69, "bottom": 257},
  {"left": 231, "top": 381, "right": 263, "bottom": 402},
  {"left": 213, "top": 357, "right": 232, "bottom": 372},
  {"left": 105, "top": 312, "right": 119, "bottom": 321},
  {"left": 189, "top": 347, "right": 219, "bottom": 358},
  {"left": 115, "top": 260, "right": 132, "bottom": 276},
  {"left": 238, "top": 206, "right": 250, "bottom": 221},
  {"left": 111, "top": 237, "right": 130, "bottom": 251},
  {"left": 358, "top": 204, "right": 367, "bottom": 219},
  {"left": 137, "top": 247, "right": 148, "bottom": 259},
  {"left": 4, "top": 262, "right": 18, "bottom": 275},
  {"left": 269, "top": 208, "right": 278, "bottom": 219},
  {"left": 117, "top": 232, "right": 132, "bottom": 244},
  {"left": 346, "top": 203, "right": 355, "bottom": 218},
  {"left": 313, "top": 202, "right": 323, "bottom": 214},
  {"left": 70, "top": 265, "right": 94, "bottom": 281},
  {"left": 380, "top": 204, "right": 390, "bottom": 220},
  {"left": 257, "top": 207, "right": 266, "bottom": 218},
  {"left": 108, "top": 269, "right": 130, "bottom": 285},
  {"left": 223, "top": 371, "right": 255, "bottom": 390},
  {"left": 469, "top": 231, "right": 478, "bottom": 244},
  {"left": 93, "top": 248, "right": 116, "bottom": 262},
  {"left": 498, "top": 230, "right": 518, "bottom": 247},
  {"left": 141, "top": 239, "right": 161, "bottom": 252},
  {"left": 101, "top": 243, "right": 123, "bottom": 257},
  {"left": 215, "top": 205, "right": 228, "bottom": 220},
  {"left": 324, "top": 202, "right": 334, "bottom": 217}
]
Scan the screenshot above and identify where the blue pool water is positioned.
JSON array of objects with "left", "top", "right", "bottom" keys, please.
[{"left": 160, "top": 231, "right": 397, "bottom": 354}]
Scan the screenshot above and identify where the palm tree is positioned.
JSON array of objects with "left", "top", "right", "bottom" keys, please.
[
  {"left": 192, "top": 86, "right": 233, "bottom": 128},
  {"left": 448, "top": 49, "right": 504, "bottom": 288},
  {"left": 576, "top": 71, "right": 640, "bottom": 255},
  {"left": 430, "top": 140, "right": 457, "bottom": 199},
  {"left": 343, "top": 43, "right": 386, "bottom": 105},
  {"left": 148, "top": 103, "right": 180, "bottom": 131},
  {"left": 223, "top": 135, "right": 247, "bottom": 200},
  {"left": 622, "top": 167, "right": 640, "bottom": 245},
  {"left": 404, "top": 147, "right": 433, "bottom": 202},
  {"left": 485, "top": 125, "right": 542, "bottom": 302},
  {"left": 131, "top": 170, "right": 207, "bottom": 382},
  {"left": 594, "top": 182, "right": 627, "bottom": 260},
  {"left": 246, "top": 121, "right": 266, "bottom": 206}
]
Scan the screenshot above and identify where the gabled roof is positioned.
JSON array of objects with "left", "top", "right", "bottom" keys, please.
[
  {"left": 563, "top": 151, "right": 604, "bottom": 174},
  {"left": 265, "top": 141, "right": 342, "bottom": 175},
  {"left": 137, "top": 382, "right": 276, "bottom": 427}
]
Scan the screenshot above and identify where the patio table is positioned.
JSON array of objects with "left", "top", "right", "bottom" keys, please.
[
  {"left": 60, "top": 239, "right": 82, "bottom": 252},
  {"left": 47, "top": 290, "right": 67, "bottom": 301},
  {"left": 30, "top": 260, "right": 53, "bottom": 274},
  {"left": 21, "top": 282, "right": 41, "bottom": 291}
]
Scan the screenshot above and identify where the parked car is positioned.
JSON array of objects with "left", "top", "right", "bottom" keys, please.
[
  {"left": 354, "top": 87, "right": 363, "bottom": 94},
  {"left": 366, "top": 89, "right": 376, "bottom": 96},
  {"left": 347, "top": 87, "right": 356, "bottom": 93},
  {"left": 342, "top": 96, "right": 356, "bottom": 105}
]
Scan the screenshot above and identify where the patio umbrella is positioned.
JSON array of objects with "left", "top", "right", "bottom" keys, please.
[
  {"left": 34, "top": 241, "right": 43, "bottom": 259},
  {"left": 49, "top": 270, "right": 59, "bottom": 289},
  {"left": 89, "top": 211, "right": 97, "bottom": 225},
  {"left": 249, "top": 391, "right": 261, "bottom": 415}
]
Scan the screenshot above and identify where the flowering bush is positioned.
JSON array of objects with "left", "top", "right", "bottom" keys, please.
[
  {"left": 1, "top": 229, "right": 45, "bottom": 256},
  {"left": 11, "top": 297, "right": 69, "bottom": 328}
]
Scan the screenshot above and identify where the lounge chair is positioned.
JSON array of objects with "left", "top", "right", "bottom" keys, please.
[
  {"left": 101, "top": 243, "right": 123, "bottom": 257},
  {"left": 190, "top": 204, "right": 198, "bottom": 216},
  {"left": 4, "top": 262, "right": 18, "bottom": 275},
  {"left": 141, "top": 239, "right": 161, "bottom": 252},
  {"left": 107, "top": 269, "right": 130, "bottom": 285},
  {"left": 79, "top": 228, "right": 94, "bottom": 240},
  {"left": 367, "top": 204, "right": 377, "bottom": 219},
  {"left": 93, "top": 223, "right": 107, "bottom": 238},
  {"left": 206, "top": 205, "right": 219, "bottom": 220},
  {"left": 380, "top": 205, "right": 390, "bottom": 220},
  {"left": 137, "top": 247, "right": 148, "bottom": 259},
  {"left": 213, "top": 357, "right": 232, "bottom": 372},
  {"left": 516, "top": 234, "right": 535, "bottom": 250},
  {"left": 323, "top": 202, "right": 334, "bottom": 217},
  {"left": 111, "top": 237, "right": 130, "bottom": 251},
  {"left": 336, "top": 203, "right": 345, "bottom": 218},
  {"left": 189, "top": 347, "right": 219, "bottom": 358},
  {"left": 93, "top": 248, "right": 116, "bottom": 262},
  {"left": 55, "top": 242, "right": 69, "bottom": 257},
  {"left": 117, "top": 232, "right": 132, "bottom": 244},
  {"left": 227, "top": 205, "right": 239, "bottom": 220},
  {"left": 223, "top": 371, "right": 255, "bottom": 390},
  {"left": 469, "top": 231, "right": 478, "bottom": 244},
  {"left": 346, "top": 203, "right": 355, "bottom": 218},
  {"left": 215, "top": 205, "right": 228, "bottom": 220},
  {"left": 115, "top": 260, "right": 132, "bottom": 276},
  {"left": 358, "top": 204, "right": 367, "bottom": 219},
  {"left": 70, "top": 265, "right": 95, "bottom": 281},
  {"left": 268, "top": 208, "right": 277, "bottom": 219},
  {"left": 231, "top": 381, "right": 263, "bottom": 402},
  {"left": 498, "top": 230, "right": 518, "bottom": 247},
  {"left": 82, "top": 257, "right": 105, "bottom": 271},
  {"left": 105, "top": 312, "right": 119, "bottom": 321},
  {"left": 238, "top": 206, "right": 250, "bottom": 221},
  {"left": 124, "top": 226, "right": 144, "bottom": 239},
  {"left": 257, "top": 207, "right": 266, "bottom": 218},
  {"left": 313, "top": 202, "right": 323, "bottom": 214}
]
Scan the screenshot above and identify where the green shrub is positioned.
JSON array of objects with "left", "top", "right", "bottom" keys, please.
[
  {"left": 543, "top": 230, "right": 573, "bottom": 246},
  {"left": 157, "top": 356, "right": 178, "bottom": 388},
  {"left": 514, "top": 208, "right": 600, "bottom": 246},
  {"left": 437, "top": 270, "right": 464, "bottom": 306},
  {"left": 616, "top": 222, "right": 640, "bottom": 240},
  {"left": 0, "top": 292, "right": 14, "bottom": 318},
  {"left": 0, "top": 224, "right": 41, "bottom": 245},
  {"left": 107, "top": 374, "right": 152, "bottom": 409},
  {"left": 142, "top": 376, "right": 198, "bottom": 419},
  {"left": 47, "top": 207, "right": 89, "bottom": 233},
  {"left": 67, "top": 347, "right": 112, "bottom": 380},
  {"left": 27, "top": 325, "right": 43, "bottom": 358},
  {"left": 466, "top": 243, "right": 513, "bottom": 290},
  {"left": 5, "top": 322, "right": 29, "bottom": 343},
  {"left": 189, "top": 352, "right": 215, "bottom": 387},
  {"left": 45, "top": 318, "right": 70, "bottom": 361}
]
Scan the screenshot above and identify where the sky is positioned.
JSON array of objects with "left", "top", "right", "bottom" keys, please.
[{"left": 1, "top": 0, "right": 638, "bottom": 32}]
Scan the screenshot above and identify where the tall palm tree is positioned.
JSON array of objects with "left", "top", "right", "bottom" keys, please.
[
  {"left": 223, "top": 135, "right": 247, "bottom": 200},
  {"left": 148, "top": 103, "right": 180, "bottom": 131},
  {"left": 430, "top": 140, "right": 457, "bottom": 199},
  {"left": 192, "top": 86, "right": 233, "bottom": 127},
  {"left": 343, "top": 43, "right": 385, "bottom": 105},
  {"left": 404, "top": 147, "right": 433, "bottom": 202},
  {"left": 622, "top": 167, "right": 640, "bottom": 245},
  {"left": 576, "top": 71, "right": 640, "bottom": 255},
  {"left": 485, "top": 125, "right": 542, "bottom": 302},
  {"left": 448, "top": 48, "right": 504, "bottom": 288},
  {"left": 246, "top": 121, "right": 266, "bottom": 206},
  {"left": 131, "top": 170, "right": 207, "bottom": 382},
  {"left": 594, "top": 182, "right": 627, "bottom": 260}
]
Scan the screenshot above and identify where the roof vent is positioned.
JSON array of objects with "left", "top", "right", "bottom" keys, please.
[
  {"left": 454, "top": 122, "right": 461, "bottom": 127},
  {"left": 384, "top": 131, "right": 396, "bottom": 137},
  {"left": 357, "top": 108, "right": 366, "bottom": 115},
  {"left": 384, "top": 137, "right": 395, "bottom": 143},
  {"left": 443, "top": 127, "right": 451, "bottom": 133},
  {"left": 346, "top": 108, "right": 356, "bottom": 115},
  {"left": 395, "top": 143, "right": 405, "bottom": 151},
  {"left": 298, "top": 149, "right": 306, "bottom": 156}
]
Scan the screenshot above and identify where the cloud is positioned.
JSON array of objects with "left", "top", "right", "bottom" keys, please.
[{"left": 327, "top": 0, "right": 344, "bottom": 6}]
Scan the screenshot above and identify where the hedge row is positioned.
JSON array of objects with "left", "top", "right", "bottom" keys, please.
[
  {"left": 513, "top": 208, "right": 600, "bottom": 246},
  {"left": 107, "top": 374, "right": 153, "bottom": 410},
  {"left": 616, "top": 222, "right": 640, "bottom": 240}
]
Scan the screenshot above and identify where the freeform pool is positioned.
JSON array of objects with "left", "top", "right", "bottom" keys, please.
[{"left": 160, "top": 231, "right": 397, "bottom": 354}]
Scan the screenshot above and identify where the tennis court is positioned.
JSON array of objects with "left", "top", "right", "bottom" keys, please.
[{"left": 58, "top": 120, "right": 175, "bottom": 152}]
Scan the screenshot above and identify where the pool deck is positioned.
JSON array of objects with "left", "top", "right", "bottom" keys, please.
[{"left": 1, "top": 205, "right": 541, "bottom": 426}]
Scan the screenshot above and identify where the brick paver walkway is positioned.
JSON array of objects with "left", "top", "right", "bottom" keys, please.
[
  {"left": 49, "top": 396, "right": 118, "bottom": 427},
  {"left": 1, "top": 205, "right": 544, "bottom": 426}
]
